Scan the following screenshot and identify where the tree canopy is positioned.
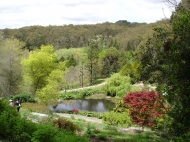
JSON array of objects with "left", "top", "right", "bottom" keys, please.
[
  {"left": 21, "top": 45, "right": 67, "bottom": 104},
  {"left": 136, "top": 0, "right": 190, "bottom": 136}
]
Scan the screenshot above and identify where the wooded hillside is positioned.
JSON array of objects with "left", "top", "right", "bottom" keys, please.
[{"left": 0, "top": 20, "right": 168, "bottom": 51}]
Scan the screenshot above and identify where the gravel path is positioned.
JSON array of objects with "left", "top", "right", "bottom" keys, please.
[
  {"left": 61, "top": 82, "right": 106, "bottom": 92},
  {"left": 30, "top": 112, "right": 102, "bottom": 124},
  {"left": 31, "top": 112, "right": 152, "bottom": 133}
]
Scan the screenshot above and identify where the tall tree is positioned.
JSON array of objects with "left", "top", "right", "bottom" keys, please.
[
  {"left": 65, "top": 54, "right": 77, "bottom": 67},
  {"left": 85, "top": 41, "right": 99, "bottom": 85},
  {"left": 21, "top": 45, "right": 66, "bottom": 97},
  {"left": 100, "top": 47, "right": 120, "bottom": 77},
  {"left": 0, "top": 38, "right": 25, "bottom": 98}
]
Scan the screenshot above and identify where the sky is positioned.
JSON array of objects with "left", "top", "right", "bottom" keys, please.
[{"left": 0, "top": 0, "right": 181, "bottom": 29}]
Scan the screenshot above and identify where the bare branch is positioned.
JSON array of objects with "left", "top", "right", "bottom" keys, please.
[{"left": 164, "top": 0, "right": 178, "bottom": 7}]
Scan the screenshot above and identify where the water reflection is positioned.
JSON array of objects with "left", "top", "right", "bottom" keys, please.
[{"left": 51, "top": 99, "right": 115, "bottom": 112}]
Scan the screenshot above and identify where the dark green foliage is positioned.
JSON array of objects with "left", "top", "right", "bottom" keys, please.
[
  {"left": 32, "top": 122, "right": 59, "bottom": 142},
  {"left": 84, "top": 124, "right": 95, "bottom": 138},
  {"left": 85, "top": 41, "right": 99, "bottom": 85},
  {"left": 100, "top": 47, "right": 120, "bottom": 77},
  {"left": 32, "top": 122, "right": 89, "bottom": 142},
  {"left": 10, "top": 117, "right": 37, "bottom": 142},
  {"left": 59, "top": 56, "right": 65, "bottom": 62},
  {"left": 136, "top": 1, "right": 190, "bottom": 137},
  {"left": 0, "top": 112, "right": 11, "bottom": 139},
  {"left": 0, "top": 98, "right": 19, "bottom": 117},
  {"left": 65, "top": 54, "right": 77, "bottom": 67},
  {"left": 96, "top": 133, "right": 107, "bottom": 141},
  {"left": 0, "top": 106, "right": 36, "bottom": 141},
  {"left": 11, "top": 93, "right": 36, "bottom": 103},
  {"left": 53, "top": 118, "right": 81, "bottom": 133},
  {"left": 172, "top": 132, "right": 190, "bottom": 142}
]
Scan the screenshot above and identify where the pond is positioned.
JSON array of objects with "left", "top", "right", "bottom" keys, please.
[{"left": 50, "top": 99, "right": 115, "bottom": 112}]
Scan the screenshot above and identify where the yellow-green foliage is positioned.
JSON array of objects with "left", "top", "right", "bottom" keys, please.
[
  {"left": 21, "top": 45, "right": 67, "bottom": 104},
  {"left": 36, "top": 69, "right": 65, "bottom": 104},
  {"left": 113, "top": 100, "right": 129, "bottom": 113},
  {"left": 120, "top": 61, "right": 141, "bottom": 84},
  {"left": 102, "top": 111, "right": 132, "bottom": 127},
  {"left": 103, "top": 73, "right": 132, "bottom": 97},
  {"left": 102, "top": 100, "right": 132, "bottom": 127}
]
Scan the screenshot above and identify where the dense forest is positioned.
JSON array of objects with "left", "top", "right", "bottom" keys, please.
[
  {"left": 0, "top": 20, "right": 165, "bottom": 51},
  {"left": 1, "top": 0, "right": 190, "bottom": 141}
]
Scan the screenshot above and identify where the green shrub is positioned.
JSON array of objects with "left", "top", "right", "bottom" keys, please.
[
  {"left": 102, "top": 73, "right": 133, "bottom": 97},
  {"left": 32, "top": 122, "right": 89, "bottom": 142},
  {"left": 11, "top": 93, "right": 36, "bottom": 103},
  {"left": 59, "top": 92, "right": 74, "bottom": 100},
  {"left": 0, "top": 98, "right": 89, "bottom": 142},
  {"left": 172, "top": 132, "right": 190, "bottom": 142},
  {"left": 0, "top": 111, "right": 37, "bottom": 142},
  {"left": 103, "top": 125, "right": 118, "bottom": 131},
  {"left": 0, "top": 98, "right": 20, "bottom": 117},
  {"left": 152, "top": 114, "right": 173, "bottom": 133},
  {"left": 0, "top": 112, "right": 10, "bottom": 138},
  {"left": 32, "top": 122, "right": 60, "bottom": 142},
  {"left": 10, "top": 118, "right": 37, "bottom": 142},
  {"left": 102, "top": 111, "right": 132, "bottom": 127},
  {"left": 113, "top": 100, "right": 129, "bottom": 113},
  {"left": 53, "top": 118, "right": 81, "bottom": 133},
  {"left": 84, "top": 124, "right": 95, "bottom": 138}
]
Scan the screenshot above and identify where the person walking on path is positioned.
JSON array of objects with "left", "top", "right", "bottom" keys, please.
[{"left": 15, "top": 99, "right": 21, "bottom": 112}]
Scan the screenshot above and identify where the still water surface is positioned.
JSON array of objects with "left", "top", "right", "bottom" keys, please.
[{"left": 51, "top": 99, "right": 115, "bottom": 112}]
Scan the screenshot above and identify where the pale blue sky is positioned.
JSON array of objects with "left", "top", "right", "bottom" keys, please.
[{"left": 0, "top": 0, "right": 181, "bottom": 29}]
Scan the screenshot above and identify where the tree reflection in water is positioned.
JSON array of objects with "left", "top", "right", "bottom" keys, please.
[{"left": 51, "top": 99, "right": 115, "bottom": 112}]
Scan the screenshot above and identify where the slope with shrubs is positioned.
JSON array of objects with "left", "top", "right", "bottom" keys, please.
[{"left": 0, "top": 98, "right": 89, "bottom": 142}]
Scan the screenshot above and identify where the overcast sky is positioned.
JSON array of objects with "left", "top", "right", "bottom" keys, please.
[{"left": 0, "top": 0, "right": 181, "bottom": 29}]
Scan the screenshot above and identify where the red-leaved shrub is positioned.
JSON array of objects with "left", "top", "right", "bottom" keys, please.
[
  {"left": 72, "top": 108, "right": 79, "bottom": 114},
  {"left": 123, "top": 90, "right": 168, "bottom": 130}
]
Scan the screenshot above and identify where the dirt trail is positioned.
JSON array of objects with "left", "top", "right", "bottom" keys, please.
[
  {"left": 61, "top": 82, "right": 106, "bottom": 92},
  {"left": 31, "top": 112, "right": 151, "bottom": 133}
]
